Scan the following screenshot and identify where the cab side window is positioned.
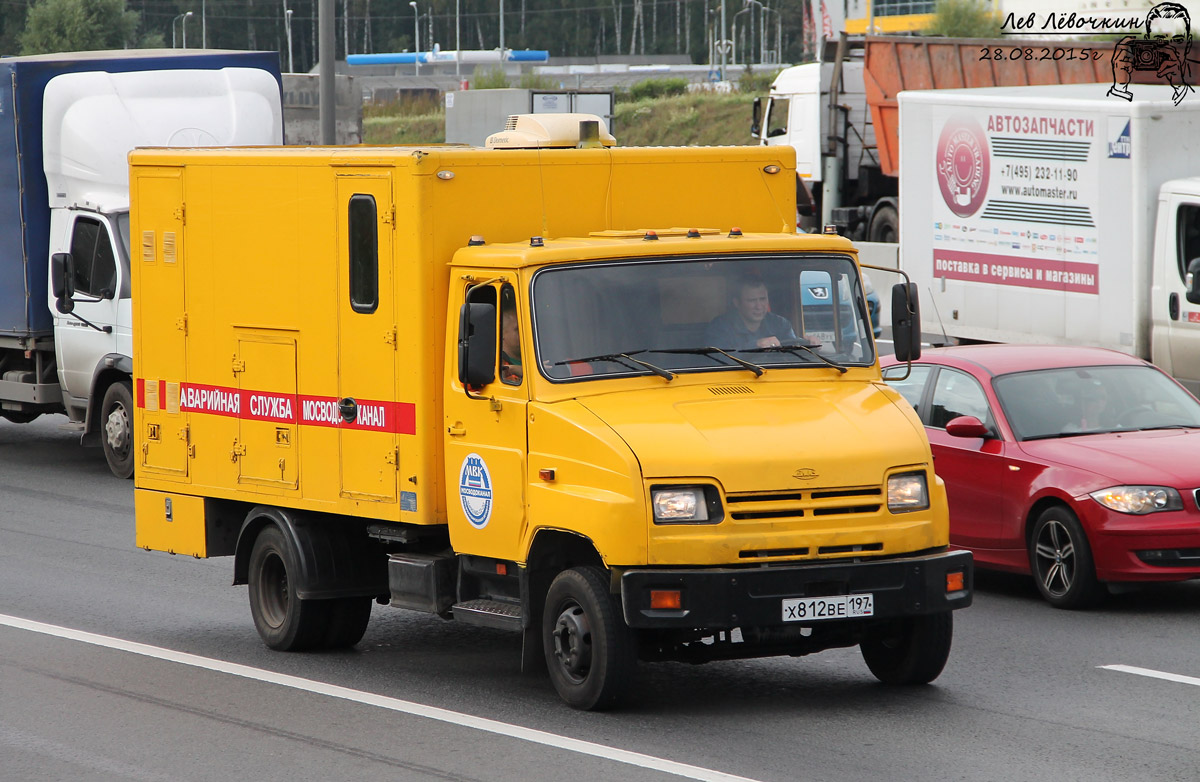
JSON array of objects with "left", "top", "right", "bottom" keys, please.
[
  {"left": 929, "top": 368, "right": 992, "bottom": 430},
  {"left": 499, "top": 284, "right": 523, "bottom": 386},
  {"left": 766, "top": 97, "right": 789, "bottom": 138},
  {"left": 1177, "top": 204, "right": 1200, "bottom": 283},
  {"left": 69, "top": 216, "right": 117, "bottom": 299}
]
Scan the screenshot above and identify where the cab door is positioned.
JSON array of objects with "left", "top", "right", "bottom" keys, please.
[
  {"left": 1163, "top": 198, "right": 1200, "bottom": 394},
  {"left": 336, "top": 174, "right": 398, "bottom": 502},
  {"left": 443, "top": 279, "right": 528, "bottom": 561}
]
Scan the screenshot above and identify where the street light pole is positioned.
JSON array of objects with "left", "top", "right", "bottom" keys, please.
[
  {"left": 720, "top": 0, "right": 727, "bottom": 81},
  {"left": 499, "top": 0, "right": 505, "bottom": 51},
  {"left": 202, "top": 0, "right": 206, "bottom": 48},
  {"left": 409, "top": 1, "right": 419, "bottom": 76},
  {"left": 182, "top": 11, "right": 194, "bottom": 49},
  {"left": 455, "top": 0, "right": 461, "bottom": 84},
  {"left": 285, "top": 8, "right": 294, "bottom": 73}
]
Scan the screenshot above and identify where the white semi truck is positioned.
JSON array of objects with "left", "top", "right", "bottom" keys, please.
[
  {"left": 0, "top": 50, "right": 283, "bottom": 477},
  {"left": 898, "top": 83, "right": 1200, "bottom": 394}
]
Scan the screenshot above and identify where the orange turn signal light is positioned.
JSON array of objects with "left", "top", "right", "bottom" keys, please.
[
  {"left": 946, "top": 571, "right": 965, "bottom": 592},
  {"left": 650, "top": 589, "right": 682, "bottom": 610}
]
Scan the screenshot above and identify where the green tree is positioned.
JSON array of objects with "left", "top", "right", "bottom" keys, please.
[
  {"left": 20, "top": 0, "right": 141, "bottom": 54},
  {"left": 926, "top": 0, "right": 1003, "bottom": 38}
]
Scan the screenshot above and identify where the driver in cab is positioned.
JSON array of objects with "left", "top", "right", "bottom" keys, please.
[{"left": 704, "top": 273, "right": 797, "bottom": 350}]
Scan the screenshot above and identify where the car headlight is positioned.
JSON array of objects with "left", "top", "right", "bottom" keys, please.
[
  {"left": 887, "top": 471, "right": 929, "bottom": 513},
  {"left": 651, "top": 486, "right": 720, "bottom": 524},
  {"left": 1089, "top": 486, "right": 1182, "bottom": 514}
]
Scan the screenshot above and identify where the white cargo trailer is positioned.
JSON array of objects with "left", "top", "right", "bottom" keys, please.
[{"left": 899, "top": 84, "right": 1200, "bottom": 394}]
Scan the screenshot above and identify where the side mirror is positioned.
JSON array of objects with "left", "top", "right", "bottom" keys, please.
[
  {"left": 945, "top": 415, "right": 991, "bottom": 439},
  {"left": 1186, "top": 258, "right": 1200, "bottom": 305},
  {"left": 457, "top": 301, "right": 496, "bottom": 388},
  {"left": 891, "top": 282, "right": 921, "bottom": 362},
  {"left": 751, "top": 96, "right": 763, "bottom": 138},
  {"left": 51, "top": 252, "right": 75, "bottom": 314}
]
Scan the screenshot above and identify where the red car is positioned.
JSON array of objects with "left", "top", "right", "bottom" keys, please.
[{"left": 882, "top": 345, "right": 1200, "bottom": 608}]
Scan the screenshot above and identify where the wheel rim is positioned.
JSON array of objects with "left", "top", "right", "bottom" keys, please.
[
  {"left": 551, "top": 601, "right": 592, "bottom": 684},
  {"left": 1034, "top": 520, "right": 1076, "bottom": 597},
  {"left": 259, "top": 552, "right": 289, "bottom": 630},
  {"left": 105, "top": 401, "right": 130, "bottom": 458}
]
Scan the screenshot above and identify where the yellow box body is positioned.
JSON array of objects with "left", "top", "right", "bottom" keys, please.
[{"left": 131, "top": 143, "right": 947, "bottom": 570}]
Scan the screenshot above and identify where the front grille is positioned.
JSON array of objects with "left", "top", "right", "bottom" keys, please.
[
  {"left": 1194, "top": 489, "right": 1200, "bottom": 510},
  {"left": 726, "top": 486, "right": 884, "bottom": 522}
]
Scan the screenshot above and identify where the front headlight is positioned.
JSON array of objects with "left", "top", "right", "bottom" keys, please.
[
  {"left": 1089, "top": 486, "right": 1183, "bottom": 515},
  {"left": 887, "top": 471, "right": 929, "bottom": 513},
  {"left": 651, "top": 487, "right": 716, "bottom": 523}
]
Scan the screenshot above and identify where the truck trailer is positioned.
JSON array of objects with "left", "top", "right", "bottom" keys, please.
[
  {"left": 132, "top": 115, "right": 972, "bottom": 709},
  {"left": 0, "top": 50, "right": 282, "bottom": 477},
  {"left": 753, "top": 36, "right": 1137, "bottom": 241},
  {"left": 899, "top": 83, "right": 1200, "bottom": 394}
]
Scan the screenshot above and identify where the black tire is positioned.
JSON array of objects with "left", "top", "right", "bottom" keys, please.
[
  {"left": 247, "top": 525, "right": 331, "bottom": 651},
  {"left": 868, "top": 204, "right": 898, "bottom": 244},
  {"left": 542, "top": 566, "right": 636, "bottom": 710},
  {"left": 1029, "top": 506, "right": 1104, "bottom": 609},
  {"left": 322, "top": 597, "right": 373, "bottom": 649},
  {"left": 861, "top": 611, "right": 953, "bottom": 685},
  {"left": 100, "top": 381, "right": 135, "bottom": 479}
]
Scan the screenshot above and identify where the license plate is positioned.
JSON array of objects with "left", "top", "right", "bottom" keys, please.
[{"left": 781, "top": 594, "right": 874, "bottom": 622}]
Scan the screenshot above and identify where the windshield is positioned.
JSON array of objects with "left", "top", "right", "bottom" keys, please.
[
  {"left": 994, "top": 364, "right": 1200, "bottom": 440},
  {"left": 531, "top": 254, "right": 874, "bottom": 381}
]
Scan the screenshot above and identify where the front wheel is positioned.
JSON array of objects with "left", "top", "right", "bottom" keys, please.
[
  {"left": 100, "top": 381, "right": 135, "bottom": 479},
  {"left": 860, "top": 611, "right": 953, "bottom": 685},
  {"left": 542, "top": 566, "right": 636, "bottom": 710},
  {"left": 248, "top": 525, "right": 331, "bottom": 651},
  {"left": 1029, "top": 506, "right": 1103, "bottom": 609}
]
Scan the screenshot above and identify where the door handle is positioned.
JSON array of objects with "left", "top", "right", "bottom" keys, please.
[
  {"left": 447, "top": 422, "right": 466, "bottom": 436},
  {"left": 1170, "top": 292, "right": 1180, "bottom": 321},
  {"left": 338, "top": 397, "right": 358, "bottom": 423}
]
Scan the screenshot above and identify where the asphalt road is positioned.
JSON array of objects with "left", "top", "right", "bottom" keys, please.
[{"left": 2, "top": 416, "right": 1199, "bottom": 782}]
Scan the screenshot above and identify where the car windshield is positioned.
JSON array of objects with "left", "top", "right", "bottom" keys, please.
[
  {"left": 531, "top": 254, "right": 874, "bottom": 381},
  {"left": 993, "top": 364, "right": 1200, "bottom": 440}
]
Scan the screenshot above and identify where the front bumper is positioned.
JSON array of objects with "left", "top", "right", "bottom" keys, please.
[{"left": 621, "top": 549, "right": 972, "bottom": 629}]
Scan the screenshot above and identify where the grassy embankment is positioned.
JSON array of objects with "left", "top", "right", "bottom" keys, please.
[{"left": 363, "top": 78, "right": 769, "bottom": 147}]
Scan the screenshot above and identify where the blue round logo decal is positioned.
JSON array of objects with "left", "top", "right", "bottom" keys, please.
[{"left": 459, "top": 453, "right": 493, "bottom": 529}]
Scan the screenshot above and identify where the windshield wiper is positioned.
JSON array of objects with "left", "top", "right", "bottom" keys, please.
[
  {"left": 742, "top": 344, "right": 849, "bottom": 374},
  {"left": 1131, "top": 424, "right": 1200, "bottom": 431},
  {"left": 553, "top": 351, "right": 674, "bottom": 380},
  {"left": 639, "top": 347, "right": 766, "bottom": 377}
]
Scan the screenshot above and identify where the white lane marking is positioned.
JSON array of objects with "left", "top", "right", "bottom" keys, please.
[
  {"left": 0, "top": 613, "right": 760, "bottom": 782},
  {"left": 1100, "top": 664, "right": 1200, "bottom": 687}
]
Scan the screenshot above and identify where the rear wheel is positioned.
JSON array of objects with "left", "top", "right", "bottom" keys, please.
[
  {"left": 860, "top": 611, "right": 953, "bottom": 685},
  {"left": 322, "top": 597, "right": 373, "bottom": 649},
  {"left": 248, "top": 525, "right": 331, "bottom": 650},
  {"left": 542, "top": 566, "right": 636, "bottom": 710},
  {"left": 1029, "top": 506, "right": 1103, "bottom": 609},
  {"left": 100, "top": 381, "right": 135, "bottom": 479},
  {"left": 867, "top": 204, "right": 898, "bottom": 244}
]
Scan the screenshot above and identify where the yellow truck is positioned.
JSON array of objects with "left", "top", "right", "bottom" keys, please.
[{"left": 131, "top": 115, "right": 971, "bottom": 709}]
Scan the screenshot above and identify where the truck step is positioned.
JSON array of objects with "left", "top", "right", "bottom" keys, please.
[{"left": 451, "top": 598, "right": 523, "bottom": 632}]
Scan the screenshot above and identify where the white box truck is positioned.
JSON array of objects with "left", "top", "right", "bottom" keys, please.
[
  {"left": 899, "top": 83, "right": 1200, "bottom": 394},
  {"left": 0, "top": 50, "right": 282, "bottom": 477}
]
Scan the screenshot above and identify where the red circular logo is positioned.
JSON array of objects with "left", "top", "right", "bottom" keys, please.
[{"left": 936, "top": 116, "right": 990, "bottom": 217}]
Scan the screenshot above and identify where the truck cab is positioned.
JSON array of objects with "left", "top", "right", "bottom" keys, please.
[{"left": 40, "top": 62, "right": 281, "bottom": 476}]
